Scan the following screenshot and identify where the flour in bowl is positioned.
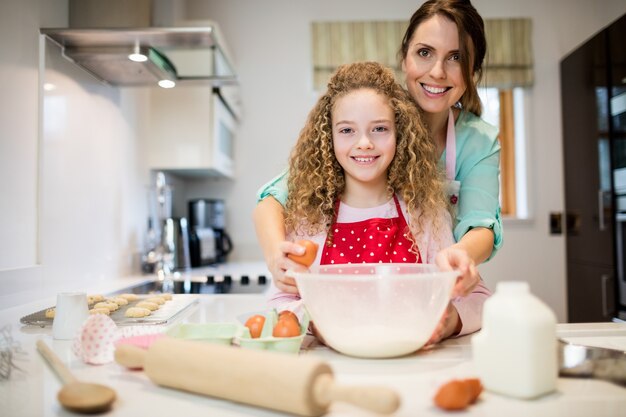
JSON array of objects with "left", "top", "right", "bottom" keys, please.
[{"left": 320, "top": 324, "right": 430, "bottom": 358}]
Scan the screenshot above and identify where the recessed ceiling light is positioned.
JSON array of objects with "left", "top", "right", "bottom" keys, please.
[
  {"left": 128, "top": 43, "right": 148, "bottom": 62},
  {"left": 128, "top": 52, "right": 148, "bottom": 62},
  {"left": 43, "top": 83, "right": 56, "bottom": 91},
  {"left": 158, "top": 79, "right": 176, "bottom": 89}
]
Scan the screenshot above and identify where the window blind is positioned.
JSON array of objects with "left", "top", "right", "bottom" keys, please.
[{"left": 311, "top": 18, "right": 533, "bottom": 90}]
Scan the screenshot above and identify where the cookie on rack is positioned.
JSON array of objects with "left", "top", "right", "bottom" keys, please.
[
  {"left": 89, "top": 307, "right": 111, "bottom": 316},
  {"left": 110, "top": 297, "right": 129, "bottom": 306},
  {"left": 135, "top": 301, "right": 159, "bottom": 311},
  {"left": 159, "top": 293, "right": 173, "bottom": 301},
  {"left": 45, "top": 308, "right": 56, "bottom": 319},
  {"left": 87, "top": 294, "right": 105, "bottom": 305},
  {"left": 124, "top": 307, "right": 152, "bottom": 318},
  {"left": 93, "top": 301, "right": 119, "bottom": 312}
]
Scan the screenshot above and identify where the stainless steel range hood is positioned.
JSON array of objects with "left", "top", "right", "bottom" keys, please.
[{"left": 41, "top": 26, "right": 238, "bottom": 87}]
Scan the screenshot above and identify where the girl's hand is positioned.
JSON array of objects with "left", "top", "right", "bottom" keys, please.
[
  {"left": 435, "top": 247, "right": 479, "bottom": 297},
  {"left": 425, "top": 303, "right": 461, "bottom": 346},
  {"left": 268, "top": 241, "right": 308, "bottom": 295}
]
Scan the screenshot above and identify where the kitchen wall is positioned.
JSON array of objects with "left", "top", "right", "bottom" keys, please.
[
  {"left": 1, "top": 0, "right": 626, "bottom": 320},
  {"left": 0, "top": 0, "right": 150, "bottom": 308}
]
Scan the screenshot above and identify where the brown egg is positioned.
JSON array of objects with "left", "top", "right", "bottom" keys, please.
[
  {"left": 278, "top": 310, "right": 299, "bottom": 325},
  {"left": 245, "top": 314, "right": 266, "bottom": 339},
  {"left": 433, "top": 380, "right": 471, "bottom": 411},
  {"left": 287, "top": 240, "right": 319, "bottom": 267},
  {"left": 272, "top": 318, "right": 301, "bottom": 338}
]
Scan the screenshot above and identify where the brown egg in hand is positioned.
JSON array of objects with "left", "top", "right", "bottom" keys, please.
[{"left": 287, "top": 239, "right": 319, "bottom": 267}]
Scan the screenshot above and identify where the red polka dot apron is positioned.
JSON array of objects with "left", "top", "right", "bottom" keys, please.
[{"left": 320, "top": 195, "right": 421, "bottom": 265}]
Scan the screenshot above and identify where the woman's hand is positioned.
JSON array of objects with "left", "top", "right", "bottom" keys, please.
[
  {"left": 268, "top": 241, "right": 308, "bottom": 295},
  {"left": 435, "top": 246, "right": 479, "bottom": 297},
  {"left": 425, "top": 303, "right": 461, "bottom": 346}
]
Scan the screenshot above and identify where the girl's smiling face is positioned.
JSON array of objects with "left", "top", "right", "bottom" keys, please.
[
  {"left": 402, "top": 14, "right": 468, "bottom": 116},
  {"left": 332, "top": 88, "right": 396, "bottom": 192}
]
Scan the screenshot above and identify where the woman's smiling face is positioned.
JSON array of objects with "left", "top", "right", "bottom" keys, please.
[{"left": 402, "top": 14, "right": 468, "bottom": 116}]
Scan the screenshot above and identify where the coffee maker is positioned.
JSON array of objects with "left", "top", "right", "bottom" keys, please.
[{"left": 188, "top": 199, "right": 233, "bottom": 266}]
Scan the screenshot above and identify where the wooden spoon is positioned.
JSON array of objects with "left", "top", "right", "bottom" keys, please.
[{"left": 36, "top": 340, "right": 116, "bottom": 414}]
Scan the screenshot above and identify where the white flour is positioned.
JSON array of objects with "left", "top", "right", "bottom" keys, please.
[{"left": 321, "top": 324, "right": 430, "bottom": 358}]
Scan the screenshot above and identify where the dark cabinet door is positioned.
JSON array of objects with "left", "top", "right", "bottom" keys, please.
[
  {"left": 566, "top": 262, "right": 615, "bottom": 322},
  {"left": 561, "top": 30, "right": 613, "bottom": 266},
  {"left": 609, "top": 15, "right": 626, "bottom": 314},
  {"left": 561, "top": 25, "right": 617, "bottom": 322}
]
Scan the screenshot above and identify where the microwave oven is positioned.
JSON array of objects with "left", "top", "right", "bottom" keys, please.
[{"left": 147, "top": 85, "right": 239, "bottom": 178}]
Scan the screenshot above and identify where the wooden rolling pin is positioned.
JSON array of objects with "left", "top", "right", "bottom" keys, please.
[{"left": 115, "top": 338, "right": 400, "bottom": 416}]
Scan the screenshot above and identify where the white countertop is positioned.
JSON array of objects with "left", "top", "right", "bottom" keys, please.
[{"left": 1, "top": 290, "right": 625, "bottom": 417}]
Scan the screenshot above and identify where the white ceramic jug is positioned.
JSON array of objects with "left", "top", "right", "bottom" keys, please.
[{"left": 472, "top": 281, "right": 558, "bottom": 399}]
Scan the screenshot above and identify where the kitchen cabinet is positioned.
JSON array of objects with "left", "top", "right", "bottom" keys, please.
[
  {"left": 608, "top": 15, "right": 626, "bottom": 320},
  {"left": 566, "top": 262, "right": 614, "bottom": 322},
  {"left": 561, "top": 14, "right": 625, "bottom": 322},
  {"left": 147, "top": 85, "right": 237, "bottom": 178}
]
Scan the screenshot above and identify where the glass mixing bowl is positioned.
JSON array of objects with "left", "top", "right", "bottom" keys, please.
[{"left": 292, "top": 263, "right": 458, "bottom": 358}]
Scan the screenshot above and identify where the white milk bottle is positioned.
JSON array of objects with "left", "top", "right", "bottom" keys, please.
[{"left": 472, "top": 281, "right": 558, "bottom": 399}]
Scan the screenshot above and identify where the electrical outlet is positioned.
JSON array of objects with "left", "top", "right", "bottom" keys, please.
[{"left": 550, "top": 212, "right": 563, "bottom": 235}]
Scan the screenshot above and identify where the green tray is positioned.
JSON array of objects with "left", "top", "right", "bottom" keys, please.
[{"left": 238, "top": 309, "right": 310, "bottom": 354}]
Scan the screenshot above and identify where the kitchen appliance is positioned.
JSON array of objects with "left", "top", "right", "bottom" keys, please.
[
  {"left": 142, "top": 172, "right": 175, "bottom": 273},
  {"left": 61, "top": 45, "right": 178, "bottom": 86},
  {"left": 114, "top": 338, "right": 400, "bottom": 416},
  {"left": 613, "top": 169, "right": 626, "bottom": 320},
  {"left": 561, "top": 13, "right": 626, "bottom": 322},
  {"left": 161, "top": 217, "right": 191, "bottom": 271},
  {"left": 188, "top": 226, "right": 217, "bottom": 266},
  {"left": 189, "top": 199, "right": 232, "bottom": 265},
  {"left": 40, "top": 0, "right": 237, "bottom": 87},
  {"left": 149, "top": 87, "right": 237, "bottom": 178},
  {"left": 40, "top": 27, "right": 237, "bottom": 87}
]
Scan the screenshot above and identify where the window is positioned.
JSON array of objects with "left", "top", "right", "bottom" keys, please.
[
  {"left": 311, "top": 18, "right": 533, "bottom": 219},
  {"left": 479, "top": 87, "right": 528, "bottom": 218}
]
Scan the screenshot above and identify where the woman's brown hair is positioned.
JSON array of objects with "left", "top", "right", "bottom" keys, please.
[
  {"left": 285, "top": 62, "right": 447, "bottom": 252},
  {"left": 399, "top": 0, "right": 486, "bottom": 116}
]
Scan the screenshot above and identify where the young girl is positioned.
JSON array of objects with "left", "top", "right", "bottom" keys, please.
[{"left": 267, "top": 61, "right": 490, "bottom": 340}]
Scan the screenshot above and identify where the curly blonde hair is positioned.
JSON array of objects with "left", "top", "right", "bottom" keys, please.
[{"left": 285, "top": 61, "right": 448, "bottom": 252}]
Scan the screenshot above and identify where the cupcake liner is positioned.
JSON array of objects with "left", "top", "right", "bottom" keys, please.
[{"left": 72, "top": 314, "right": 165, "bottom": 365}]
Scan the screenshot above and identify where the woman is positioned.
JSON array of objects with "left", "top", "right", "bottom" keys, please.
[{"left": 254, "top": 0, "right": 501, "bottom": 341}]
